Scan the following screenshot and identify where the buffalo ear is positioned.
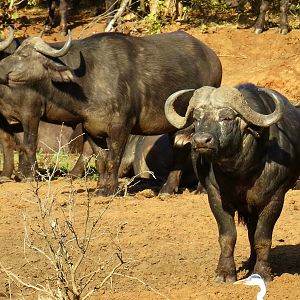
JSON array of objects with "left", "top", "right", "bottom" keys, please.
[
  {"left": 44, "top": 60, "right": 74, "bottom": 82},
  {"left": 174, "top": 125, "right": 194, "bottom": 146}
]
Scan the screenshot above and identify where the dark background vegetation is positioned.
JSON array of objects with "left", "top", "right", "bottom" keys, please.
[{"left": 1, "top": 0, "right": 300, "bottom": 35}]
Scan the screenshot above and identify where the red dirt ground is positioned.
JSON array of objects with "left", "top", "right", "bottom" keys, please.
[{"left": 0, "top": 6, "right": 300, "bottom": 300}]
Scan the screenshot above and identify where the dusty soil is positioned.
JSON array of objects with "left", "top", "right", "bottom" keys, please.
[{"left": 0, "top": 6, "right": 300, "bottom": 300}]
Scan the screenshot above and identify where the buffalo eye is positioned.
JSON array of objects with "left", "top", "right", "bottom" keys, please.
[
  {"left": 220, "top": 117, "right": 233, "bottom": 122},
  {"left": 218, "top": 108, "right": 236, "bottom": 122}
]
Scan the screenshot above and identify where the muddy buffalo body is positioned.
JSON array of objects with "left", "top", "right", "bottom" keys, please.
[
  {"left": 0, "top": 30, "right": 221, "bottom": 196},
  {"left": 165, "top": 83, "right": 300, "bottom": 281},
  {"left": 225, "top": 0, "right": 289, "bottom": 34}
]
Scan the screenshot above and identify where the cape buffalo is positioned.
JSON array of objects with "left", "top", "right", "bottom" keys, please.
[
  {"left": 225, "top": 0, "right": 289, "bottom": 34},
  {"left": 165, "top": 83, "right": 300, "bottom": 281},
  {"left": 0, "top": 30, "right": 222, "bottom": 196},
  {"left": 0, "top": 28, "right": 90, "bottom": 180}
]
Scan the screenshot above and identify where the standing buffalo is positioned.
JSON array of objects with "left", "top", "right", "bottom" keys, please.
[
  {"left": 0, "top": 28, "right": 91, "bottom": 181},
  {"left": 165, "top": 83, "right": 300, "bottom": 281},
  {"left": 225, "top": 0, "right": 289, "bottom": 34},
  {"left": 0, "top": 30, "right": 222, "bottom": 196}
]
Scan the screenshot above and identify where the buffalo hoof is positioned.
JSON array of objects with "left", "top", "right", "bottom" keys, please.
[
  {"left": 253, "top": 27, "right": 263, "bottom": 34},
  {"left": 68, "top": 170, "right": 83, "bottom": 179},
  {"left": 158, "top": 184, "right": 177, "bottom": 195},
  {"left": 293, "top": 180, "right": 300, "bottom": 190},
  {"left": 14, "top": 173, "right": 35, "bottom": 183},
  {"left": 95, "top": 188, "right": 117, "bottom": 197},
  {"left": 215, "top": 273, "right": 237, "bottom": 283},
  {"left": 279, "top": 27, "right": 288, "bottom": 35},
  {"left": 194, "top": 182, "right": 206, "bottom": 194},
  {"left": 60, "top": 30, "right": 67, "bottom": 36},
  {"left": 0, "top": 176, "right": 13, "bottom": 183},
  {"left": 21, "top": 177, "right": 36, "bottom": 183},
  {"left": 45, "top": 24, "right": 52, "bottom": 31},
  {"left": 253, "top": 263, "right": 272, "bottom": 282}
]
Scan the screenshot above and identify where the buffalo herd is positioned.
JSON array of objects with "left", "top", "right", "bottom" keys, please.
[
  {"left": 0, "top": 7, "right": 298, "bottom": 284},
  {"left": 0, "top": 29, "right": 222, "bottom": 196}
]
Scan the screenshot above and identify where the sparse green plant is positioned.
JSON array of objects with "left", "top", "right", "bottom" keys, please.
[{"left": 144, "top": 12, "right": 163, "bottom": 33}]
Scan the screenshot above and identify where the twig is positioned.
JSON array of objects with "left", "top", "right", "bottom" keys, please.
[
  {"left": 0, "top": 261, "right": 52, "bottom": 296},
  {"left": 105, "top": 0, "right": 131, "bottom": 32},
  {"left": 218, "top": 54, "right": 248, "bottom": 59},
  {"left": 114, "top": 272, "right": 170, "bottom": 300},
  {"left": 77, "top": 0, "right": 120, "bottom": 38},
  {"left": 122, "top": 170, "right": 156, "bottom": 196},
  {"left": 82, "top": 257, "right": 124, "bottom": 300}
]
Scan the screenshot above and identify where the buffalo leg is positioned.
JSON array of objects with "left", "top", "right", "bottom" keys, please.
[
  {"left": 105, "top": 0, "right": 116, "bottom": 22},
  {"left": 95, "top": 129, "right": 130, "bottom": 196},
  {"left": 279, "top": 0, "right": 289, "bottom": 34},
  {"left": 86, "top": 136, "right": 117, "bottom": 195},
  {"left": 70, "top": 134, "right": 101, "bottom": 178},
  {"left": 159, "top": 133, "right": 189, "bottom": 194},
  {"left": 207, "top": 186, "right": 237, "bottom": 282},
  {"left": 45, "top": 0, "right": 58, "bottom": 30},
  {"left": 69, "top": 153, "right": 85, "bottom": 177},
  {"left": 16, "top": 120, "right": 39, "bottom": 181},
  {"left": 0, "top": 128, "right": 15, "bottom": 181},
  {"left": 252, "top": 192, "right": 284, "bottom": 281},
  {"left": 86, "top": 136, "right": 108, "bottom": 186},
  {"left": 58, "top": 0, "right": 68, "bottom": 35},
  {"left": 253, "top": 0, "right": 269, "bottom": 34},
  {"left": 68, "top": 126, "right": 89, "bottom": 177},
  {"left": 246, "top": 216, "right": 258, "bottom": 271}
]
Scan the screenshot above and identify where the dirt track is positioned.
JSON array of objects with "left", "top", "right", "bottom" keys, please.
[{"left": 0, "top": 10, "right": 300, "bottom": 300}]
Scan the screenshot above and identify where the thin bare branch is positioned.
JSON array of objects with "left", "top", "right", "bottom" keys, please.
[
  {"left": 105, "top": 0, "right": 131, "bottom": 32},
  {"left": 114, "top": 272, "right": 170, "bottom": 300}
]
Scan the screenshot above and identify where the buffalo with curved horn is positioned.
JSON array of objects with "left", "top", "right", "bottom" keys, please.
[
  {"left": 0, "top": 29, "right": 93, "bottom": 181},
  {"left": 165, "top": 83, "right": 300, "bottom": 281},
  {"left": 0, "top": 30, "right": 222, "bottom": 195}
]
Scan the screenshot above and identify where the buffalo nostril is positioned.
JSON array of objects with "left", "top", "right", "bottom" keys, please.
[
  {"left": 203, "top": 136, "right": 212, "bottom": 144},
  {"left": 193, "top": 133, "right": 214, "bottom": 147}
]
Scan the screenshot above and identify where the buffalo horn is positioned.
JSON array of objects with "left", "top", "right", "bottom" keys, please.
[
  {"left": 33, "top": 30, "right": 72, "bottom": 57},
  {"left": 165, "top": 86, "right": 216, "bottom": 128},
  {"left": 0, "top": 26, "right": 14, "bottom": 51},
  {"left": 228, "top": 87, "right": 285, "bottom": 127},
  {"left": 164, "top": 89, "right": 195, "bottom": 128}
]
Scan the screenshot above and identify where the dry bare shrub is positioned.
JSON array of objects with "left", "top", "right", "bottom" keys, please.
[
  {"left": 0, "top": 129, "right": 128, "bottom": 300},
  {"left": 0, "top": 126, "right": 168, "bottom": 300}
]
